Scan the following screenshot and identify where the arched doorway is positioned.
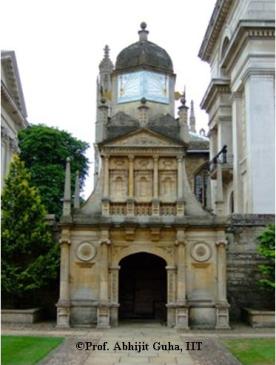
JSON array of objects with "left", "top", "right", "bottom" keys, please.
[{"left": 119, "top": 253, "right": 167, "bottom": 322}]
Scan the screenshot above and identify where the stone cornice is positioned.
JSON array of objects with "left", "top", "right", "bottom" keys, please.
[
  {"left": 221, "top": 20, "right": 275, "bottom": 71},
  {"left": 198, "top": 0, "right": 234, "bottom": 62},
  {"left": 1, "top": 51, "right": 27, "bottom": 117},
  {"left": 200, "top": 78, "right": 231, "bottom": 111},
  {"left": 1, "top": 81, "right": 28, "bottom": 128}
]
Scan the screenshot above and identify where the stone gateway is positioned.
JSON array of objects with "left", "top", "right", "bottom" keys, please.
[{"left": 56, "top": 23, "right": 230, "bottom": 330}]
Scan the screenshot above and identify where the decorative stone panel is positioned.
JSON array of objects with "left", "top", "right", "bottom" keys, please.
[
  {"left": 159, "top": 171, "right": 177, "bottom": 201},
  {"left": 76, "top": 242, "right": 97, "bottom": 262},
  {"left": 190, "top": 242, "right": 212, "bottom": 262},
  {"left": 134, "top": 171, "right": 153, "bottom": 201},
  {"left": 134, "top": 157, "right": 153, "bottom": 170},
  {"left": 110, "top": 170, "right": 128, "bottom": 201}
]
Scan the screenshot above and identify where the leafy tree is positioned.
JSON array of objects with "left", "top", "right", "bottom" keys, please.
[
  {"left": 2, "top": 155, "right": 59, "bottom": 307},
  {"left": 18, "top": 124, "right": 89, "bottom": 217},
  {"left": 257, "top": 224, "right": 275, "bottom": 291}
]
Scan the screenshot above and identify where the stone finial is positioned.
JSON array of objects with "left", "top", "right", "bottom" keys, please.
[
  {"left": 180, "top": 87, "right": 186, "bottom": 107},
  {"left": 178, "top": 87, "right": 189, "bottom": 144},
  {"left": 62, "top": 157, "right": 71, "bottom": 216},
  {"left": 189, "top": 100, "right": 196, "bottom": 133},
  {"left": 104, "top": 45, "right": 110, "bottom": 59},
  {"left": 74, "top": 170, "right": 80, "bottom": 209},
  {"left": 99, "top": 44, "right": 113, "bottom": 72},
  {"left": 138, "top": 22, "right": 149, "bottom": 41}
]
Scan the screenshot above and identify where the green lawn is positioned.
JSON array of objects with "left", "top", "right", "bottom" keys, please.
[
  {"left": 223, "top": 338, "right": 275, "bottom": 365},
  {"left": 2, "top": 335, "right": 64, "bottom": 365}
]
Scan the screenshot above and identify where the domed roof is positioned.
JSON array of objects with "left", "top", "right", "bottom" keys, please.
[{"left": 115, "top": 23, "right": 173, "bottom": 73}]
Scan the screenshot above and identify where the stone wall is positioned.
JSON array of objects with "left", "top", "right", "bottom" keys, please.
[{"left": 226, "top": 214, "right": 274, "bottom": 321}]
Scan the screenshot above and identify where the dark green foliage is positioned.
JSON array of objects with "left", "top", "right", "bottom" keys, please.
[
  {"left": 2, "top": 156, "right": 59, "bottom": 306},
  {"left": 257, "top": 224, "right": 275, "bottom": 290},
  {"left": 18, "top": 124, "right": 89, "bottom": 217}
]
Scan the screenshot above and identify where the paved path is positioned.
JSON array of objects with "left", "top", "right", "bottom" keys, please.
[
  {"left": 2, "top": 321, "right": 274, "bottom": 365},
  {"left": 83, "top": 322, "right": 197, "bottom": 365}
]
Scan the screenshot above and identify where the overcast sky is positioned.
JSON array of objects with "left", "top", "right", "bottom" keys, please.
[{"left": 2, "top": 0, "right": 216, "bottom": 198}]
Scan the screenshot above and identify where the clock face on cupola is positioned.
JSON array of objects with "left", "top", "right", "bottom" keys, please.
[
  {"left": 118, "top": 71, "right": 169, "bottom": 104},
  {"left": 114, "top": 22, "right": 174, "bottom": 113}
]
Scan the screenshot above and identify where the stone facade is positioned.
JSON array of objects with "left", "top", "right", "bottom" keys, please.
[
  {"left": 1, "top": 51, "right": 28, "bottom": 186},
  {"left": 199, "top": 0, "right": 275, "bottom": 215},
  {"left": 57, "top": 24, "right": 230, "bottom": 329},
  {"left": 226, "top": 214, "right": 275, "bottom": 320}
]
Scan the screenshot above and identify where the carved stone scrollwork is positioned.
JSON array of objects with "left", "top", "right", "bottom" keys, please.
[{"left": 215, "top": 239, "right": 228, "bottom": 247}]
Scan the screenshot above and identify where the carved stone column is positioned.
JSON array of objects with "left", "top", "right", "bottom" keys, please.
[
  {"left": 153, "top": 155, "right": 159, "bottom": 199},
  {"left": 176, "top": 155, "right": 185, "bottom": 216},
  {"left": 97, "top": 235, "right": 111, "bottom": 328},
  {"left": 152, "top": 155, "right": 160, "bottom": 216},
  {"left": 215, "top": 238, "right": 230, "bottom": 329},
  {"left": 56, "top": 229, "right": 71, "bottom": 328},
  {"left": 103, "top": 155, "right": 109, "bottom": 197},
  {"left": 109, "top": 265, "right": 120, "bottom": 327},
  {"left": 166, "top": 265, "right": 176, "bottom": 327},
  {"left": 177, "top": 156, "right": 183, "bottom": 199},
  {"left": 128, "top": 155, "right": 134, "bottom": 198},
  {"left": 102, "top": 155, "right": 110, "bottom": 216},
  {"left": 174, "top": 230, "right": 189, "bottom": 329},
  {"left": 232, "top": 92, "right": 243, "bottom": 213}
]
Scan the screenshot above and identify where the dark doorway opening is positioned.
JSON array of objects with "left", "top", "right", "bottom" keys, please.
[{"left": 119, "top": 253, "right": 167, "bottom": 322}]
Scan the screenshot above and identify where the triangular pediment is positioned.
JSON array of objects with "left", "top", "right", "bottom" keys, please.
[{"left": 103, "top": 128, "right": 183, "bottom": 148}]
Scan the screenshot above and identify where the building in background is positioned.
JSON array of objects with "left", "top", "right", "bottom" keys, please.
[
  {"left": 199, "top": 0, "right": 275, "bottom": 215},
  {"left": 198, "top": 0, "right": 275, "bottom": 320},
  {"left": 1, "top": 51, "right": 28, "bottom": 186}
]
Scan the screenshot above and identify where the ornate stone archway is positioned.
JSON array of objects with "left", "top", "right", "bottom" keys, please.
[
  {"left": 109, "top": 247, "right": 176, "bottom": 327},
  {"left": 118, "top": 252, "right": 167, "bottom": 321}
]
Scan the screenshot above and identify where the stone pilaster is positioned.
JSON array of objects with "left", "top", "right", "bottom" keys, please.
[
  {"left": 177, "top": 156, "right": 183, "bottom": 199},
  {"left": 215, "top": 238, "right": 230, "bottom": 329},
  {"left": 103, "top": 155, "right": 109, "bottom": 197},
  {"left": 102, "top": 155, "right": 110, "bottom": 216},
  {"left": 97, "top": 232, "right": 111, "bottom": 329},
  {"left": 166, "top": 265, "right": 176, "bottom": 327},
  {"left": 109, "top": 265, "right": 120, "bottom": 327},
  {"left": 152, "top": 155, "right": 160, "bottom": 216},
  {"left": 231, "top": 92, "right": 243, "bottom": 213},
  {"left": 128, "top": 155, "right": 134, "bottom": 198},
  {"left": 174, "top": 230, "right": 189, "bottom": 329},
  {"left": 244, "top": 73, "right": 275, "bottom": 213},
  {"left": 176, "top": 156, "right": 185, "bottom": 216},
  {"left": 56, "top": 229, "right": 71, "bottom": 328}
]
